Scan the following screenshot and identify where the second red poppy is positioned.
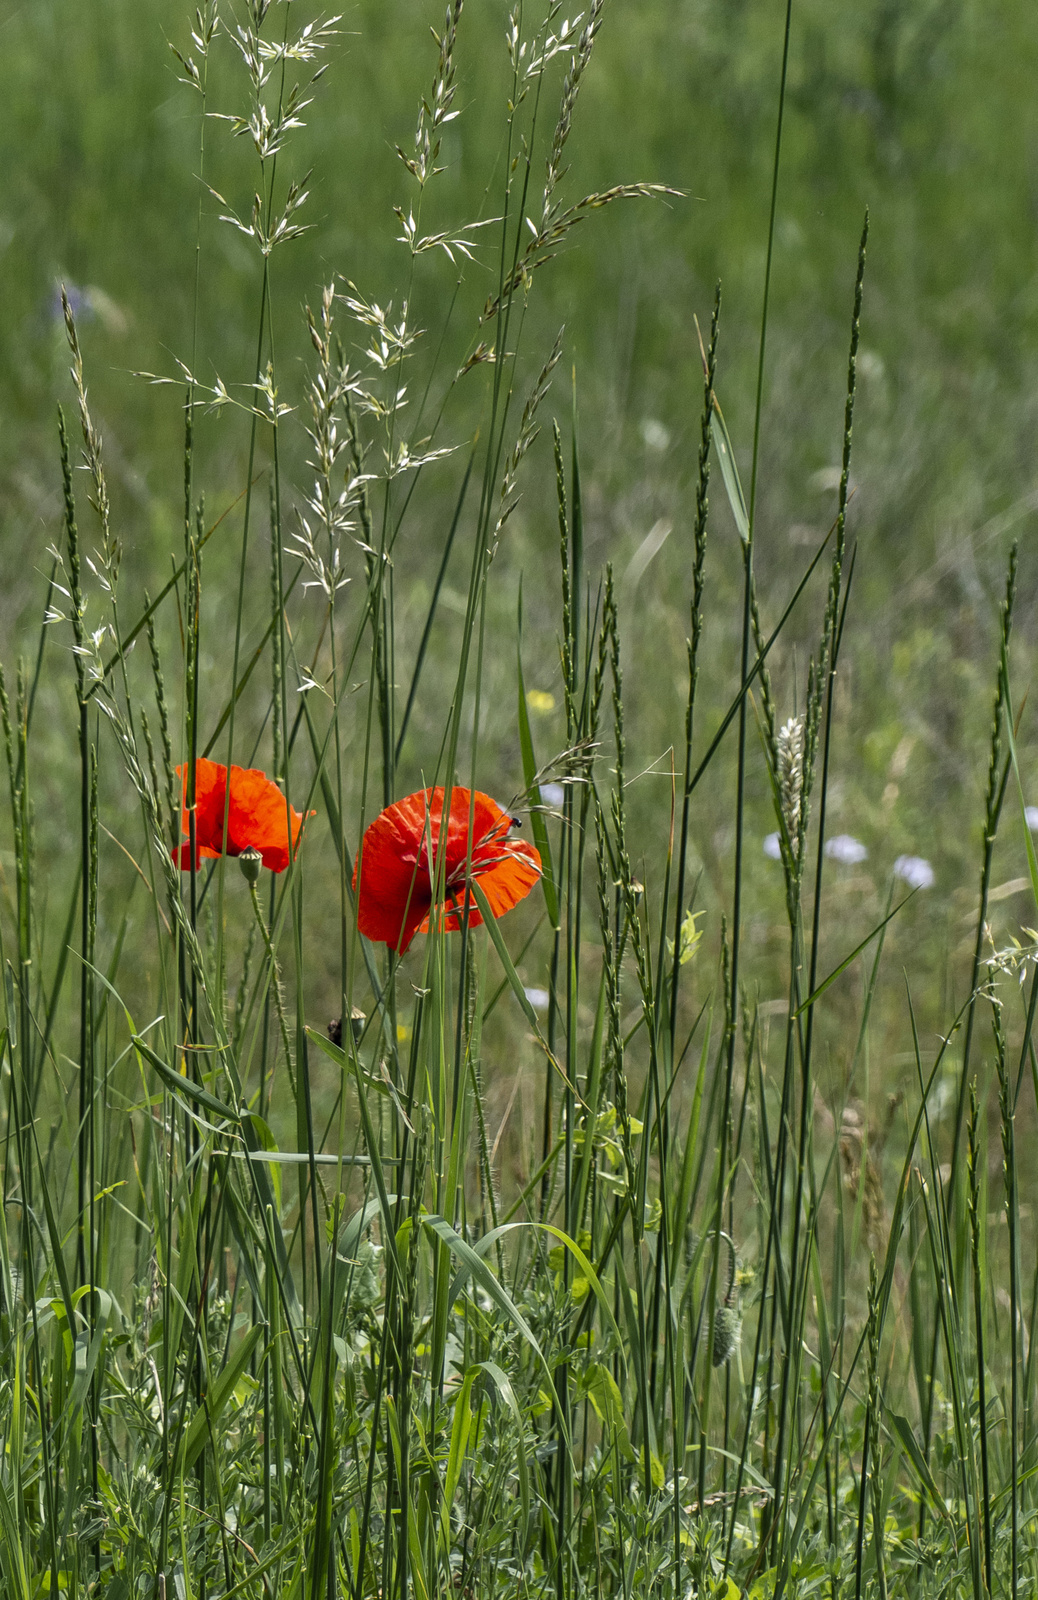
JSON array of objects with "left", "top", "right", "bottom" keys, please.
[{"left": 354, "top": 786, "right": 541, "bottom": 953}]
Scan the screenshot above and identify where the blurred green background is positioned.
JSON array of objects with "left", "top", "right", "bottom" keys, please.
[{"left": 2, "top": 0, "right": 1037, "bottom": 1093}]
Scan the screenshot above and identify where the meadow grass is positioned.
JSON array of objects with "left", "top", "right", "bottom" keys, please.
[{"left": 1, "top": 4, "right": 1038, "bottom": 1600}]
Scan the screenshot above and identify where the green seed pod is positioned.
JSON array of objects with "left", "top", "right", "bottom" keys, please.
[
  {"left": 712, "top": 1305, "right": 741, "bottom": 1368},
  {"left": 239, "top": 847, "right": 263, "bottom": 885}
]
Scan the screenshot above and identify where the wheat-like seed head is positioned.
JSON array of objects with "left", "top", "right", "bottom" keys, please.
[{"left": 777, "top": 714, "right": 804, "bottom": 841}]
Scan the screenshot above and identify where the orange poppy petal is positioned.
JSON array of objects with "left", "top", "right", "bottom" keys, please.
[
  {"left": 174, "top": 841, "right": 222, "bottom": 869},
  {"left": 225, "top": 765, "right": 312, "bottom": 871},
  {"left": 445, "top": 788, "right": 512, "bottom": 877},
  {"left": 175, "top": 760, "right": 313, "bottom": 873},
  {"left": 354, "top": 796, "right": 434, "bottom": 952},
  {"left": 438, "top": 839, "right": 542, "bottom": 930},
  {"left": 178, "top": 757, "right": 228, "bottom": 857},
  {"left": 475, "top": 839, "right": 542, "bottom": 916},
  {"left": 355, "top": 787, "right": 538, "bottom": 951}
]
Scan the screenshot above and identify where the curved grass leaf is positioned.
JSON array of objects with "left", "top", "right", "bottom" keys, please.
[
  {"left": 516, "top": 615, "right": 560, "bottom": 928},
  {"left": 710, "top": 395, "right": 749, "bottom": 544},
  {"left": 791, "top": 895, "right": 913, "bottom": 1020}
]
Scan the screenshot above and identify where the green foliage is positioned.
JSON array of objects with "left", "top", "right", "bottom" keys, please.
[{"left": 1, "top": 3, "right": 1038, "bottom": 1600}]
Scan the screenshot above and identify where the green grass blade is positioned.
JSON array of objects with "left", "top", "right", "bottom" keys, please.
[
  {"left": 888, "top": 1413, "right": 951, "bottom": 1524},
  {"left": 516, "top": 619, "right": 560, "bottom": 928},
  {"left": 181, "top": 1325, "right": 266, "bottom": 1473},
  {"left": 710, "top": 395, "right": 750, "bottom": 544},
  {"left": 469, "top": 882, "right": 547, "bottom": 1038},
  {"left": 791, "top": 895, "right": 914, "bottom": 1019},
  {"left": 1000, "top": 675, "right": 1038, "bottom": 915},
  {"left": 478, "top": 1358, "right": 532, "bottom": 1544},
  {"left": 133, "top": 1034, "right": 238, "bottom": 1123}
]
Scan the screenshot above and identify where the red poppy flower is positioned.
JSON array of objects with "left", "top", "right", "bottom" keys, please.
[
  {"left": 354, "top": 787, "right": 541, "bottom": 954},
  {"left": 174, "top": 758, "right": 313, "bottom": 874}
]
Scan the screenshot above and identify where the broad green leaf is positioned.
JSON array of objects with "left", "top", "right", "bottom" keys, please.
[
  {"left": 422, "top": 1215, "right": 568, "bottom": 1446},
  {"left": 181, "top": 1325, "right": 265, "bottom": 1473},
  {"left": 133, "top": 1035, "right": 238, "bottom": 1122},
  {"left": 68, "top": 1289, "right": 113, "bottom": 1416},
  {"left": 445, "top": 1219, "right": 624, "bottom": 1362},
  {"left": 478, "top": 1360, "right": 532, "bottom": 1544},
  {"left": 581, "top": 1361, "right": 635, "bottom": 1462},
  {"left": 889, "top": 1412, "right": 950, "bottom": 1522},
  {"left": 441, "top": 1368, "right": 477, "bottom": 1536}
]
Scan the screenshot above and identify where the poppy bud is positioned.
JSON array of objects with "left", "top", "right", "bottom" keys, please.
[
  {"left": 328, "top": 1007, "right": 366, "bottom": 1047},
  {"left": 712, "top": 1305, "right": 741, "bottom": 1368},
  {"left": 239, "top": 847, "right": 263, "bottom": 885}
]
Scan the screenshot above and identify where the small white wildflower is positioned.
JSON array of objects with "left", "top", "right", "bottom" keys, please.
[
  {"left": 777, "top": 716, "right": 804, "bottom": 840},
  {"left": 857, "top": 349, "right": 886, "bottom": 383},
  {"left": 297, "top": 671, "right": 332, "bottom": 700},
  {"left": 825, "top": 834, "right": 868, "bottom": 865},
  {"left": 763, "top": 832, "right": 782, "bottom": 861},
  {"left": 523, "top": 986, "right": 551, "bottom": 1013},
  {"left": 894, "top": 855, "right": 935, "bottom": 890},
  {"left": 1025, "top": 806, "right": 1038, "bottom": 832},
  {"left": 640, "top": 418, "right": 670, "bottom": 453},
  {"left": 540, "top": 782, "right": 565, "bottom": 808}
]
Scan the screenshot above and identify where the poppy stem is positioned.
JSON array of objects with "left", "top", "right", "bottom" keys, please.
[{"left": 248, "top": 879, "right": 297, "bottom": 1099}]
